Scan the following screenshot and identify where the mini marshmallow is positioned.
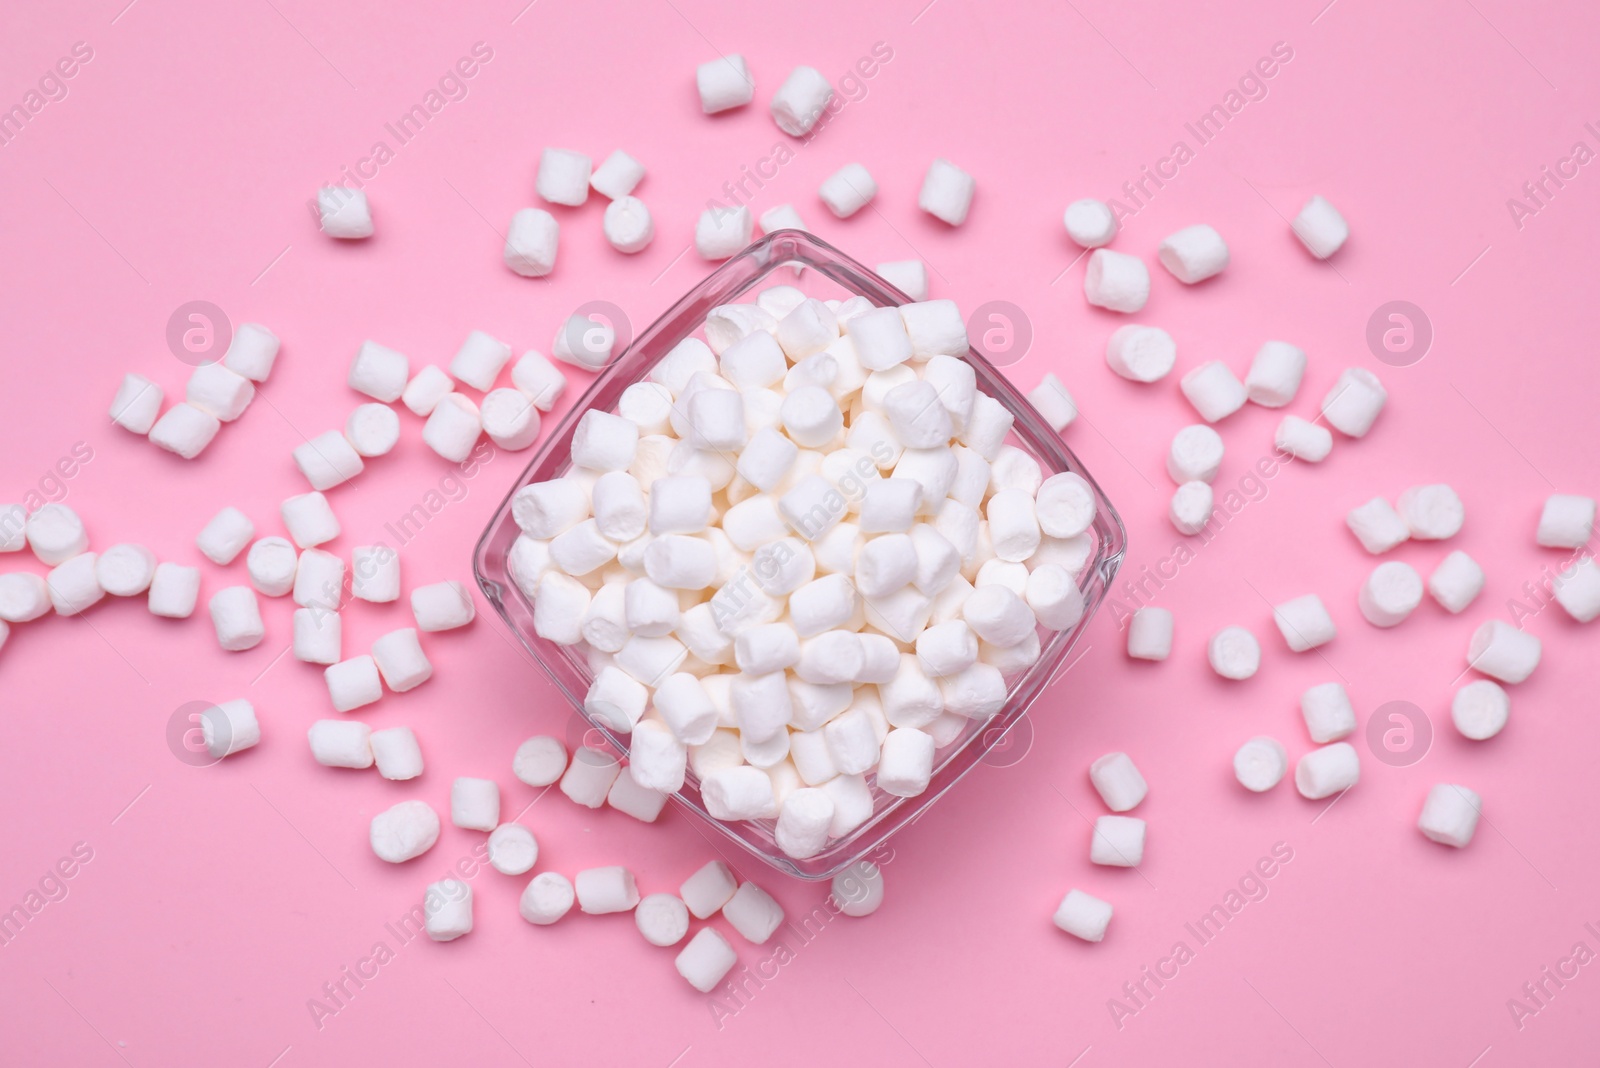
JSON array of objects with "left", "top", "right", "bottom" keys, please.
[
  {"left": 512, "top": 351, "right": 568, "bottom": 411},
  {"left": 1064, "top": 198, "right": 1116, "bottom": 247},
  {"left": 1467, "top": 620, "right": 1541, "bottom": 684},
  {"left": 819, "top": 163, "right": 877, "bottom": 218},
  {"left": 961, "top": 393, "right": 1013, "bottom": 461},
  {"left": 318, "top": 186, "right": 371, "bottom": 238},
  {"left": 186, "top": 362, "right": 255, "bottom": 422},
  {"left": 1083, "top": 249, "right": 1149, "bottom": 313},
  {"left": 1428, "top": 550, "right": 1484, "bottom": 614},
  {"left": 44, "top": 553, "right": 101, "bottom": 616},
  {"left": 0, "top": 505, "right": 27, "bottom": 553},
  {"left": 0, "top": 573, "right": 50, "bottom": 622},
  {"left": 447, "top": 330, "right": 512, "bottom": 393},
  {"left": 676, "top": 928, "right": 738, "bottom": 993},
  {"left": 222, "top": 323, "right": 280, "bottom": 382},
  {"left": 520, "top": 872, "right": 576, "bottom": 925},
  {"left": 422, "top": 393, "right": 482, "bottom": 463},
  {"left": 908, "top": 523, "right": 959, "bottom": 595},
  {"left": 148, "top": 403, "right": 220, "bottom": 459},
  {"left": 246, "top": 537, "right": 298, "bottom": 597},
  {"left": 1346, "top": 498, "right": 1409, "bottom": 554},
  {"left": 876, "top": 727, "right": 935, "bottom": 797},
  {"left": 778, "top": 303, "right": 839, "bottom": 366},
  {"left": 770, "top": 65, "right": 833, "bottom": 136},
  {"left": 412, "top": 580, "right": 474, "bottom": 632},
  {"left": 918, "top": 158, "right": 975, "bottom": 226},
  {"left": 608, "top": 771, "right": 670, "bottom": 822},
  {"left": 109, "top": 373, "right": 163, "bottom": 433},
  {"left": 1180, "top": 362, "right": 1247, "bottom": 423},
  {"left": 514, "top": 479, "right": 591, "bottom": 540},
  {"left": 860, "top": 480, "right": 922, "bottom": 535},
  {"left": 876, "top": 260, "right": 929, "bottom": 301},
  {"left": 1158, "top": 224, "right": 1229, "bottom": 284},
  {"left": 847, "top": 307, "right": 914, "bottom": 372},
  {"left": 780, "top": 386, "right": 841, "bottom": 449},
  {"left": 345, "top": 403, "right": 400, "bottom": 457},
  {"left": 736, "top": 428, "right": 799, "bottom": 492},
  {"left": 1274, "top": 415, "right": 1333, "bottom": 462},
  {"left": 776, "top": 788, "right": 835, "bottom": 859},
  {"left": 698, "top": 53, "right": 754, "bottom": 113},
  {"left": 1554, "top": 556, "right": 1600, "bottom": 623},
  {"left": 281, "top": 491, "right": 340, "bottom": 548},
  {"left": 751, "top": 538, "right": 816, "bottom": 596},
  {"left": 504, "top": 208, "right": 560, "bottom": 277},
  {"left": 307, "top": 719, "right": 372, "bottom": 768},
  {"left": 572, "top": 410, "right": 639, "bottom": 472},
  {"left": 25, "top": 503, "right": 87, "bottom": 566},
  {"left": 1025, "top": 564, "right": 1084, "bottom": 630},
  {"left": 1028, "top": 374, "right": 1078, "bottom": 433},
  {"left": 722, "top": 881, "right": 784, "bottom": 944},
  {"left": 1397, "top": 485, "right": 1464, "bottom": 540},
  {"left": 1089, "top": 752, "right": 1148, "bottom": 812},
  {"left": 1293, "top": 195, "right": 1349, "bottom": 259},
  {"left": 1536, "top": 494, "right": 1596, "bottom": 548},
  {"left": 617, "top": 383, "right": 674, "bottom": 439},
  {"left": 653, "top": 673, "right": 718, "bottom": 745},
  {"left": 293, "top": 429, "right": 365, "bottom": 491},
  {"left": 900, "top": 300, "right": 968, "bottom": 359},
  {"left": 479, "top": 388, "right": 541, "bottom": 450},
  {"left": 1208, "top": 626, "right": 1260, "bottom": 680},
  {"left": 1452, "top": 679, "right": 1510, "bottom": 740},
  {"left": 1301, "top": 682, "right": 1356, "bottom": 743},
  {"left": 1244, "top": 341, "right": 1307, "bottom": 408},
  {"left": 325, "top": 655, "right": 382, "bottom": 712},
  {"left": 371, "top": 726, "right": 424, "bottom": 780},
  {"left": 293, "top": 608, "right": 341, "bottom": 665},
  {"left": 575, "top": 866, "right": 641, "bottom": 915},
  {"left": 705, "top": 304, "right": 777, "bottom": 355},
  {"left": 629, "top": 720, "right": 688, "bottom": 791},
  {"left": 1090, "top": 815, "right": 1146, "bottom": 867},
  {"left": 1104, "top": 325, "right": 1176, "bottom": 383},
  {"left": 372, "top": 627, "right": 431, "bottom": 691},
  {"left": 209, "top": 586, "right": 263, "bottom": 651},
  {"left": 561, "top": 747, "right": 623, "bottom": 807},
  {"left": 1167, "top": 425, "right": 1224, "bottom": 484},
  {"left": 643, "top": 535, "right": 717, "bottom": 590},
  {"left": 1234, "top": 736, "right": 1288, "bottom": 792},
  {"left": 348, "top": 341, "right": 408, "bottom": 402},
  {"left": 370, "top": 801, "right": 440, "bottom": 863},
  {"left": 292, "top": 548, "right": 344, "bottom": 611},
  {"left": 696, "top": 204, "right": 753, "bottom": 260},
  {"left": 701, "top": 765, "right": 777, "bottom": 820},
  {"left": 351, "top": 545, "right": 400, "bottom": 603},
  {"left": 979, "top": 627, "right": 1039, "bottom": 675},
  {"left": 1322, "top": 368, "right": 1386, "bottom": 437},
  {"left": 759, "top": 203, "right": 807, "bottom": 235},
  {"left": 1169, "top": 481, "right": 1214, "bottom": 536},
  {"left": 487, "top": 824, "right": 538, "bottom": 875},
  {"left": 147, "top": 563, "right": 200, "bottom": 619},
  {"left": 1295, "top": 742, "right": 1360, "bottom": 800},
  {"left": 1126, "top": 607, "right": 1173, "bottom": 661},
  {"left": 590, "top": 148, "right": 645, "bottom": 199},
  {"left": 536, "top": 147, "right": 591, "bottom": 206},
  {"left": 585, "top": 667, "right": 648, "bottom": 732},
  {"left": 1360, "top": 561, "right": 1423, "bottom": 627},
  {"left": 451, "top": 777, "right": 500, "bottom": 831},
  {"left": 915, "top": 620, "right": 978, "bottom": 678},
  {"left": 832, "top": 861, "right": 884, "bottom": 917},
  {"left": 963, "top": 584, "right": 1035, "bottom": 648},
  {"left": 1273, "top": 594, "right": 1336, "bottom": 651},
  {"left": 987, "top": 490, "right": 1041, "bottom": 563},
  {"left": 513, "top": 735, "right": 568, "bottom": 786},
  {"left": 635, "top": 893, "right": 691, "bottom": 947},
  {"left": 1418, "top": 784, "right": 1481, "bottom": 848},
  {"left": 1053, "top": 889, "right": 1112, "bottom": 943},
  {"left": 401, "top": 365, "right": 454, "bottom": 416},
  {"left": 95, "top": 543, "right": 155, "bottom": 596}
]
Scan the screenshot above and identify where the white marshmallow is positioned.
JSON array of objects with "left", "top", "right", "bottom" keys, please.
[
  {"left": 487, "top": 823, "right": 538, "bottom": 875},
  {"left": 644, "top": 535, "right": 717, "bottom": 590},
  {"left": 514, "top": 479, "right": 591, "bottom": 540},
  {"left": 676, "top": 928, "right": 738, "bottom": 993},
  {"left": 705, "top": 304, "right": 777, "bottom": 355},
  {"left": 777, "top": 386, "right": 839, "bottom": 449},
  {"left": 790, "top": 576, "right": 860, "bottom": 639},
  {"left": 1089, "top": 751, "right": 1148, "bottom": 812},
  {"left": 504, "top": 208, "right": 560, "bottom": 277},
  {"left": 281, "top": 491, "right": 340, "bottom": 549},
  {"left": 25, "top": 503, "right": 87, "bottom": 566},
  {"left": 0, "top": 573, "right": 50, "bottom": 623},
  {"left": 147, "top": 563, "right": 200, "bottom": 619},
  {"left": 1428, "top": 550, "right": 1484, "bottom": 613},
  {"left": 325, "top": 655, "right": 382, "bottom": 712},
  {"left": 900, "top": 300, "right": 968, "bottom": 359},
  {"left": 1301, "top": 682, "right": 1356, "bottom": 743},
  {"left": 587, "top": 472, "right": 644, "bottom": 544},
  {"left": 536, "top": 147, "right": 591, "bottom": 206},
  {"left": 585, "top": 666, "right": 648, "bottom": 732},
  {"left": 292, "top": 548, "right": 344, "bottom": 611},
  {"left": 1028, "top": 374, "right": 1078, "bottom": 433},
  {"left": 986, "top": 490, "right": 1040, "bottom": 563},
  {"left": 369, "top": 801, "right": 440, "bottom": 863},
  {"left": 918, "top": 158, "right": 975, "bottom": 226},
  {"left": 45, "top": 553, "right": 102, "bottom": 616},
  {"left": 853, "top": 533, "right": 916, "bottom": 600},
  {"left": 477, "top": 388, "right": 539, "bottom": 451},
  {"left": 696, "top": 204, "right": 753, "bottom": 260},
  {"left": 822, "top": 772, "right": 875, "bottom": 838},
  {"left": 698, "top": 53, "right": 754, "bottom": 113},
  {"left": 1243, "top": 341, "right": 1306, "bottom": 408},
  {"left": 412, "top": 580, "right": 474, "bottom": 632},
  {"left": 758, "top": 202, "right": 808, "bottom": 235},
  {"left": 1467, "top": 620, "right": 1540, "bottom": 684},
  {"left": 511, "top": 351, "right": 568, "bottom": 411},
  {"left": 751, "top": 537, "right": 815, "bottom": 596},
  {"left": 1536, "top": 494, "right": 1596, "bottom": 548},
  {"left": 571, "top": 410, "right": 638, "bottom": 472},
  {"left": 608, "top": 771, "right": 669, "bottom": 822},
  {"left": 770, "top": 65, "right": 833, "bottom": 136},
  {"left": 962, "top": 584, "right": 1035, "bottom": 648},
  {"left": 1180, "top": 361, "right": 1247, "bottom": 423},
  {"left": 776, "top": 786, "right": 836, "bottom": 859},
  {"left": 723, "top": 881, "right": 785, "bottom": 943},
  {"left": 819, "top": 163, "right": 877, "bottom": 218},
  {"left": 421, "top": 393, "right": 481, "bottom": 463},
  {"left": 1083, "top": 249, "right": 1149, "bottom": 313},
  {"left": 1208, "top": 626, "right": 1260, "bottom": 680},
  {"left": 1126, "top": 607, "right": 1173, "bottom": 661},
  {"left": 1167, "top": 425, "right": 1224, "bottom": 484},
  {"left": 1397, "top": 485, "right": 1464, "bottom": 540},
  {"left": 94, "top": 543, "right": 155, "bottom": 596},
  {"left": 979, "top": 627, "right": 1040, "bottom": 675},
  {"left": 307, "top": 719, "right": 372, "bottom": 768},
  {"left": 1555, "top": 556, "right": 1600, "bottom": 623},
  {"left": 589, "top": 148, "right": 645, "bottom": 199},
  {"left": 736, "top": 427, "right": 799, "bottom": 493},
  {"left": 635, "top": 892, "right": 691, "bottom": 947},
  {"left": 1274, "top": 415, "right": 1333, "bottom": 462},
  {"left": 513, "top": 735, "right": 568, "bottom": 786},
  {"left": 445, "top": 331, "right": 511, "bottom": 393},
  {"left": 449, "top": 777, "right": 499, "bottom": 832},
  {"left": 372, "top": 627, "right": 431, "bottom": 692},
  {"left": 291, "top": 428, "right": 364, "bottom": 491},
  {"left": 1273, "top": 594, "right": 1336, "bottom": 651},
  {"left": 1418, "top": 784, "right": 1481, "bottom": 848},
  {"left": 1169, "top": 481, "right": 1214, "bottom": 535},
  {"left": 575, "top": 866, "right": 640, "bottom": 915},
  {"left": 960, "top": 393, "right": 1013, "bottom": 461},
  {"left": 0, "top": 505, "right": 26, "bottom": 553},
  {"left": 401, "top": 365, "right": 454, "bottom": 416},
  {"left": 1295, "top": 742, "right": 1360, "bottom": 800},
  {"left": 915, "top": 619, "right": 977, "bottom": 678},
  {"left": 1090, "top": 815, "right": 1146, "bottom": 867},
  {"left": 292, "top": 607, "right": 341, "bottom": 665},
  {"left": 876, "top": 260, "right": 929, "bottom": 301},
  {"left": 318, "top": 186, "right": 371, "bottom": 238},
  {"left": 908, "top": 523, "right": 960, "bottom": 595},
  {"left": 347, "top": 341, "right": 408, "bottom": 402},
  {"left": 1452, "top": 679, "right": 1510, "bottom": 740},
  {"left": 859, "top": 479, "right": 922, "bottom": 535},
  {"left": 1025, "top": 564, "right": 1084, "bottom": 631},
  {"left": 876, "top": 726, "right": 935, "bottom": 797},
  {"left": 148, "top": 403, "right": 220, "bottom": 459},
  {"left": 560, "top": 747, "right": 622, "bottom": 807},
  {"left": 1233, "top": 735, "right": 1288, "bottom": 793},
  {"left": 1359, "top": 561, "right": 1423, "bottom": 628},
  {"left": 832, "top": 860, "right": 885, "bottom": 917},
  {"left": 1104, "top": 325, "right": 1175, "bottom": 383},
  {"left": 702, "top": 765, "right": 777, "bottom": 820},
  {"left": 222, "top": 322, "right": 280, "bottom": 382},
  {"left": 109, "top": 373, "right": 163, "bottom": 434},
  {"left": 653, "top": 672, "right": 718, "bottom": 745},
  {"left": 847, "top": 307, "right": 915, "bottom": 372},
  {"left": 245, "top": 537, "right": 297, "bottom": 597},
  {"left": 345, "top": 403, "right": 400, "bottom": 458},
  {"left": 1346, "top": 498, "right": 1409, "bottom": 554},
  {"left": 1053, "top": 888, "right": 1112, "bottom": 942},
  {"left": 371, "top": 726, "right": 424, "bottom": 780},
  {"left": 186, "top": 362, "right": 255, "bottom": 422},
  {"left": 1293, "top": 195, "right": 1349, "bottom": 259},
  {"left": 520, "top": 872, "right": 576, "bottom": 925},
  {"left": 617, "top": 382, "right": 674, "bottom": 438},
  {"left": 1158, "top": 223, "right": 1229, "bottom": 283},
  {"left": 351, "top": 545, "right": 399, "bottom": 603},
  {"left": 630, "top": 720, "right": 688, "bottom": 792},
  {"left": 1063, "top": 198, "right": 1116, "bottom": 247},
  {"left": 1321, "top": 368, "right": 1386, "bottom": 437},
  {"left": 209, "top": 586, "right": 263, "bottom": 651}
]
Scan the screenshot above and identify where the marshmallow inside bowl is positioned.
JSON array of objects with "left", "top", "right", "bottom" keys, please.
[{"left": 472, "top": 230, "right": 1127, "bottom": 879}]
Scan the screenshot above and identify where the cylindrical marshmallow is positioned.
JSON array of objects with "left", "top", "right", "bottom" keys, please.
[
  {"left": 307, "top": 719, "right": 372, "bottom": 768},
  {"left": 1537, "top": 494, "right": 1596, "bottom": 548},
  {"left": 1208, "top": 626, "right": 1260, "bottom": 680},
  {"left": 318, "top": 186, "right": 372, "bottom": 238},
  {"left": 1234, "top": 736, "right": 1288, "bottom": 792},
  {"left": 697, "top": 53, "right": 753, "bottom": 113},
  {"left": 478, "top": 389, "right": 540, "bottom": 451},
  {"left": 186, "top": 362, "right": 255, "bottom": 422},
  {"left": 1467, "top": 620, "right": 1541, "bottom": 684},
  {"left": 372, "top": 627, "right": 431, "bottom": 691},
  {"left": 351, "top": 545, "right": 399, "bottom": 603},
  {"left": 1274, "top": 415, "right": 1333, "bottom": 462},
  {"left": 603, "top": 195, "right": 654, "bottom": 253},
  {"left": 0, "top": 573, "right": 51, "bottom": 623},
  {"left": 520, "top": 872, "right": 576, "bottom": 925},
  {"left": 1126, "top": 607, "right": 1173, "bottom": 661},
  {"left": 1063, "top": 198, "right": 1116, "bottom": 248},
  {"left": 1170, "top": 481, "right": 1214, "bottom": 535},
  {"left": 832, "top": 861, "right": 885, "bottom": 917},
  {"left": 695, "top": 205, "right": 753, "bottom": 260},
  {"left": 281, "top": 491, "right": 340, "bottom": 549},
  {"left": 1295, "top": 742, "right": 1360, "bottom": 800},
  {"left": 245, "top": 537, "right": 297, "bottom": 597},
  {"left": 1299, "top": 681, "right": 1356, "bottom": 743},
  {"left": 487, "top": 823, "right": 538, "bottom": 875},
  {"left": 1025, "top": 564, "right": 1084, "bottom": 631},
  {"left": 1452, "top": 679, "right": 1509, "bottom": 740},
  {"left": 46, "top": 553, "right": 102, "bottom": 616},
  {"left": 1180, "top": 361, "right": 1247, "bottom": 423},
  {"left": 1104, "top": 325, "right": 1175, "bottom": 383},
  {"left": 348, "top": 340, "right": 408, "bottom": 402},
  {"left": 876, "top": 727, "right": 935, "bottom": 797},
  {"left": 344, "top": 403, "right": 400, "bottom": 458},
  {"left": 781, "top": 386, "right": 843, "bottom": 448},
  {"left": 369, "top": 800, "right": 440, "bottom": 863},
  {"left": 770, "top": 65, "right": 832, "bottom": 136},
  {"left": 917, "top": 158, "right": 975, "bottom": 226},
  {"left": 560, "top": 747, "right": 622, "bottom": 807},
  {"left": 1293, "top": 195, "right": 1349, "bottom": 259},
  {"left": 676, "top": 928, "right": 738, "bottom": 992},
  {"left": 1090, "top": 751, "right": 1148, "bottom": 812},
  {"left": 633, "top": 892, "right": 690, "bottom": 947},
  {"left": 1418, "top": 784, "right": 1481, "bottom": 848},
  {"left": 1090, "top": 815, "right": 1146, "bottom": 867},
  {"left": 775, "top": 788, "right": 835, "bottom": 859},
  {"left": 1428, "top": 550, "right": 1484, "bottom": 614},
  {"left": 1167, "top": 425, "right": 1224, "bottom": 484},
  {"left": 209, "top": 586, "right": 264, "bottom": 651},
  {"left": 148, "top": 403, "right": 221, "bottom": 459},
  {"left": 1554, "top": 556, "right": 1600, "bottom": 623},
  {"left": 575, "top": 866, "right": 640, "bottom": 914},
  {"left": 1027, "top": 374, "right": 1077, "bottom": 433},
  {"left": 504, "top": 208, "right": 559, "bottom": 277},
  {"left": 1321, "top": 368, "right": 1386, "bottom": 438},
  {"left": 411, "top": 580, "right": 474, "bottom": 632},
  {"left": 371, "top": 726, "right": 424, "bottom": 780},
  {"left": 1359, "top": 561, "right": 1423, "bottom": 627},
  {"left": 223, "top": 322, "right": 280, "bottom": 382},
  {"left": 1346, "top": 498, "right": 1409, "bottom": 554},
  {"left": 512, "top": 351, "right": 568, "bottom": 411},
  {"left": 200, "top": 698, "right": 260, "bottom": 759},
  {"left": 1273, "top": 594, "right": 1336, "bottom": 651},
  {"left": 325, "top": 655, "right": 381, "bottom": 712},
  {"left": 819, "top": 163, "right": 877, "bottom": 218},
  {"left": 1158, "top": 224, "right": 1228, "bottom": 284},
  {"left": 1083, "top": 249, "right": 1149, "bottom": 313},
  {"left": 449, "top": 777, "right": 500, "bottom": 832},
  {"left": 109, "top": 373, "right": 163, "bottom": 434},
  {"left": 512, "top": 735, "right": 568, "bottom": 786},
  {"left": 421, "top": 393, "right": 481, "bottom": 463},
  {"left": 1244, "top": 341, "right": 1306, "bottom": 408},
  {"left": 1053, "top": 889, "right": 1112, "bottom": 942},
  {"left": 1396, "top": 485, "right": 1464, "bottom": 541},
  {"left": 196, "top": 506, "right": 253, "bottom": 565},
  {"left": 148, "top": 563, "right": 201, "bottom": 619},
  {"left": 26, "top": 503, "right": 88, "bottom": 565},
  {"left": 94, "top": 543, "right": 156, "bottom": 596}
]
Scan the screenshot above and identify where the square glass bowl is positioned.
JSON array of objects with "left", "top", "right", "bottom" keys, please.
[{"left": 474, "top": 230, "right": 1126, "bottom": 880}]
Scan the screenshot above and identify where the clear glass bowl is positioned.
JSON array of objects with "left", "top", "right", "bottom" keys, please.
[{"left": 473, "top": 230, "right": 1126, "bottom": 880}]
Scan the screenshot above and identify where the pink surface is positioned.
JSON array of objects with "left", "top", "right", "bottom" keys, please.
[{"left": 2, "top": 0, "right": 1597, "bottom": 1063}]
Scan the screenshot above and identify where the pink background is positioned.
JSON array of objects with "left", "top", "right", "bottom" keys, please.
[{"left": 3, "top": 0, "right": 1598, "bottom": 1063}]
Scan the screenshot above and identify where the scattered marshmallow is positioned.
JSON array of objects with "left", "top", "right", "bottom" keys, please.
[
  {"left": 1169, "top": 481, "right": 1214, "bottom": 535},
  {"left": 281, "top": 492, "right": 340, "bottom": 549},
  {"left": 504, "top": 208, "right": 560, "bottom": 277},
  {"left": 575, "top": 866, "right": 640, "bottom": 914},
  {"left": 1027, "top": 374, "right": 1077, "bottom": 432},
  {"left": 1536, "top": 494, "right": 1595, "bottom": 548},
  {"left": 561, "top": 747, "right": 622, "bottom": 808},
  {"left": 695, "top": 205, "right": 753, "bottom": 260},
  {"left": 1157, "top": 224, "right": 1228, "bottom": 283},
  {"left": 520, "top": 872, "right": 576, "bottom": 925},
  {"left": 246, "top": 537, "right": 298, "bottom": 597},
  {"left": 698, "top": 54, "right": 754, "bottom": 113},
  {"left": 371, "top": 726, "right": 424, "bottom": 780},
  {"left": 1063, "top": 199, "right": 1116, "bottom": 248},
  {"left": 0, "top": 573, "right": 50, "bottom": 622},
  {"left": 591, "top": 149, "right": 645, "bottom": 199},
  {"left": 1397, "top": 485, "right": 1464, "bottom": 540},
  {"left": 345, "top": 404, "right": 400, "bottom": 457},
  {"left": 1234, "top": 736, "right": 1287, "bottom": 792},
  {"left": 109, "top": 373, "right": 163, "bottom": 434},
  {"left": 723, "top": 881, "right": 784, "bottom": 943},
  {"left": 422, "top": 393, "right": 482, "bottom": 463},
  {"left": 1090, "top": 815, "right": 1146, "bottom": 867},
  {"left": 325, "top": 655, "right": 382, "bottom": 712},
  {"left": 1554, "top": 556, "right": 1600, "bottom": 623},
  {"left": 1053, "top": 888, "right": 1112, "bottom": 942},
  {"left": 819, "top": 163, "right": 877, "bottom": 218},
  {"left": 1167, "top": 425, "right": 1223, "bottom": 483},
  {"left": 1452, "top": 679, "right": 1509, "bottom": 740},
  {"left": 1418, "top": 784, "right": 1480, "bottom": 848},
  {"left": 372, "top": 627, "right": 432, "bottom": 691},
  {"left": 1293, "top": 195, "right": 1349, "bottom": 259},
  {"left": 1126, "top": 607, "right": 1173, "bottom": 661},
  {"left": 1208, "top": 626, "right": 1260, "bottom": 680},
  {"left": 759, "top": 203, "right": 807, "bottom": 234},
  {"left": 608, "top": 772, "right": 670, "bottom": 822},
  {"left": 1244, "top": 341, "right": 1306, "bottom": 407},
  {"left": 1321, "top": 368, "right": 1386, "bottom": 438},
  {"left": 292, "top": 548, "right": 344, "bottom": 611},
  {"left": 1467, "top": 620, "right": 1540, "bottom": 684},
  {"left": 351, "top": 545, "right": 400, "bottom": 603},
  {"left": 1346, "top": 498, "right": 1409, "bottom": 554},
  {"left": 512, "top": 735, "right": 568, "bottom": 786},
  {"left": 918, "top": 158, "right": 975, "bottom": 226},
  {"left": 1089, "top": 752, "right": 1148, "bottom": 812},
  {"left": 451, "top": 777, "right": 500, "bottom": 832},
  {"left": 1179, "top": 362, "right": 1247, "bottom": 423},
  {"left": 1294, "top": 742, "right": 1360, "bottom": 800},
  {"left": 676, "top": 928, "right": 738, "bottom": 992},
  {"left": 223, "top": 323, "right": 280, "bottom": 382},
  {"left": 511, "top": 351, "right": 568, "bottom": 411},
  {"left": 1104, "top": 325, "right": 1175, "bottom": 383},
  {"left": 1427, "top": 550, "right": 1484, "bottom": 614},
  {"left": 46, "top": 553, "right": 102, "bottom": 615},
  {"left": 537, "top": 147, "right": 592, "bottom": 206},
  {"left": 201, "top": 699, "right": 260, "bottom": 759},
  {"left": 307, "top": 719, "right": 372, "bottom": 768},
  {"left": 369, "top": 800, "right": 440, "bottom": 863},
  {"left": 1359, "top": 561, "right": 1423, "bottom": 627},
  {"left": 1274, "top": 415, "right": 1332, "bottom": 462},
  {"left": 1083, "top": 249, "right": 1149, "bottom": 313},
  {"left": 94, "top": 543, "right": 155, "bottom": 596},
  {"left": 603, "top": 196, "right": 654, "bottom": 253},
  {"left": 401, "top": 365, "right": 455, "bottom": 416},
  {"left": 348, "top": 340, "right": 409, "bottom": 402},
  {"left": 412, "top": 580, "right": 475, "bottom": 632},
  {"left": 424, "top": 880, "right": 472, "bottom": 942},
  {"left": 293, "top": 429, "right": 365, "bottom": 491},
  {"left": 209, "top": 586, "right": 264, "bottom": 651},
  {"left": 1273, "top": 594, "right": 1336, "bottom": 651},
  {"left": 318, "top": 187, "right": 372, "bottom": 238},
  {"left": 147, "top": 563, "right": 200, "bottom": 619},
  {"left": 148, "top": 403, "right": 220, "bottom": 459},
  {"left": 770, "top": 66, "right": 833, "bottom": 136},
  {"left": 636, "top": 893, "right": 691, "bottom": 946},
  {"left": 680, "top": 860, "right": 738, "bottom": 919},
  {"left": 186, "top": 363, "right": 255, "bottom": 422},
  {"left": 876, "top": 260, "right": 929, "bottom": 301}
]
